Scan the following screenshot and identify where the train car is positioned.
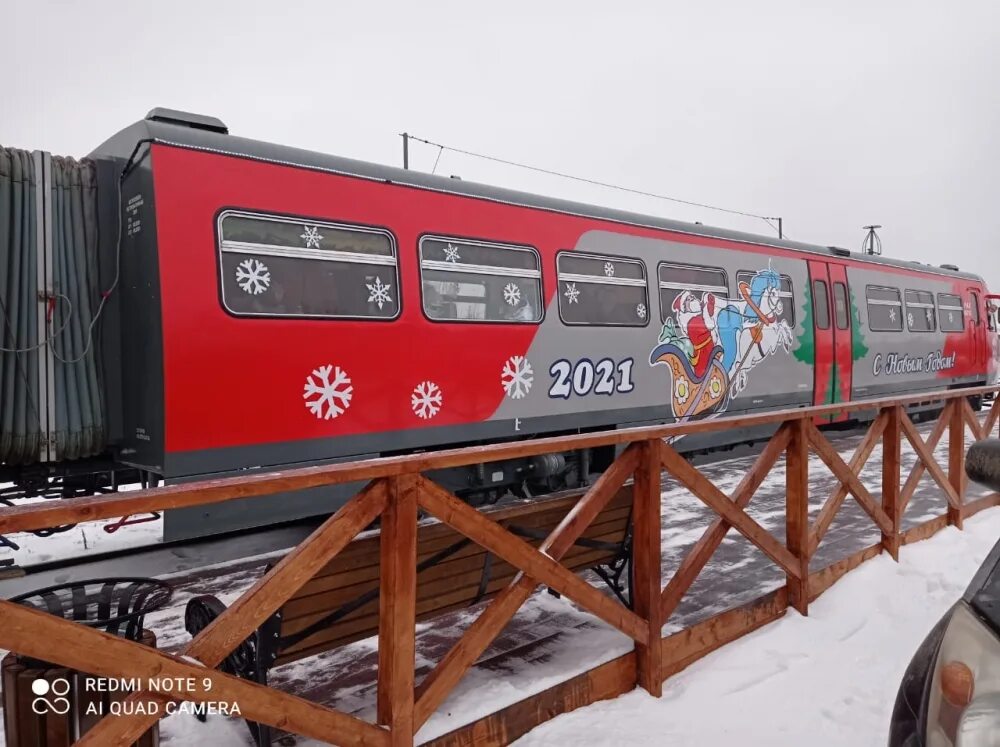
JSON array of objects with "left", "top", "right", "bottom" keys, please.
[{"left": 1, "top": 109, "right": 996, "bottom": 542}]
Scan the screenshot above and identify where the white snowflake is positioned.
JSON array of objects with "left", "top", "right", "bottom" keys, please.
[
  {"left": 501, "top": 355, "right": 533, "bottom": 399},
  {"left": 564, "top": 282, "right": 580, "bottom": 304},
  {"left": 300, "top": 225, "right": 324, "bottom": 249},
  {"left": 235, "top": 258, "right": 271, "bottom": 295},
  {"left": 907, "top": 312, "right": 914, "bottom": 328},
  {"left": 636, "top": 303, "right": 647, "bottom": 319},
  {"left": 503, "top": 283, "right": 522, "bottom": 306},
  {"left": 303, "top": 365, "right": 353, "bottom": 420},
  {"left": 444, "top": 243, "right": 461, "bottom": 263},
  {"left": 604, "top": 262, "right": 615, "bottom": 277},
  {"left": 411, "top": 381, "right": 442, "bottom": 419},
  {"left": 366, "top": 276, "right": 393, "bottom": 310},
  {"left": 888, "top": 307, "right": 897, "bottom": 322}
]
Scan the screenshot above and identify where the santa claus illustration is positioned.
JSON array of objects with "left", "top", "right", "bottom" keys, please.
[{"left": 672, "top": 291, "right": 720, "bottom": 379}]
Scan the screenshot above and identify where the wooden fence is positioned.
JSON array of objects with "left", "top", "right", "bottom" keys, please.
[{"left": 1, "top": 385, "right": 999, "bottom": 746}]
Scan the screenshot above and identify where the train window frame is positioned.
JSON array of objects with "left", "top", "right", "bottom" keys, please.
[
  {"left": 904, "top": 289, "right": 937, "bottom": 333},
  {"left": 735, "top": 270, "right": 796, "bottom": 328},
  {"left": 557, "top": 251, "right": 650, "bottom": 327},
  {"left": 418, "top": 234, "right": 544, "bottom": 325},
  {"left": 938, "top": 293, "right": 965, "bottom": 332},
  {"left": 658, "top": 262, "right": 728, "bottom": 324},
  {"left": 832, "top": 282, "right": 849, "bottom": 330},
  {"left": 813, "top": 279, "right": 831, "bottom": 330},
  {"left": 215, "top": 208, "right": 401, "bottom": 321},
  {"left": 866, "top": 285, "right": 904, "bottom": 332}
]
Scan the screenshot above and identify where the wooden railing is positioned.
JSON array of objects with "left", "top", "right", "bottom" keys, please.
[{"left": 1, "top": 385, "right": 999, "bottom": 746}]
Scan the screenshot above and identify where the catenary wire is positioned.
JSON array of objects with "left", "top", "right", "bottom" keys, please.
[{"left": 406, "top": 134, "right": 784, "bottom": 234}]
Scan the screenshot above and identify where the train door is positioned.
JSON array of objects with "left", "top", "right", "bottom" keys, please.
[
  {"left": 807, "top": 260, "right": 835, "bottom": 421},
  {"left": 988, "top": 294, "right": 1000, "bottom": 384},
  {"left": 969, "top": 289, "right": 985, "bottom": 372},
  {"left": 828, "top": 265, "right": 853, "bottom": 420}
]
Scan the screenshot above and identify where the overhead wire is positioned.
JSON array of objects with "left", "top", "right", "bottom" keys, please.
[{"left": 406, "top": 134, "right": 785, "bottom": 236}]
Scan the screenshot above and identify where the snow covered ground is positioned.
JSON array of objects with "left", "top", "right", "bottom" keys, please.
[{"left": 515, "top": 509, "right": 1000, "bottom": 747}]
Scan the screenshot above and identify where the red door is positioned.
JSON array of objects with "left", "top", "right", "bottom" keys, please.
[
  {"left": 969, "top": 289, "right": 984, "bottom": 371},
  {"left": 807, "top": 261, "right": 835, "bottom": 422},
  {"left": 828, "top": 264, "right": 854, "bottom": 419}
]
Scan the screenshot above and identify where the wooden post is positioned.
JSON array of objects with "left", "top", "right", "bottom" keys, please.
[
  {"left": 882, "top": 406, "right": 901, "bottom": 560},
  {"left": 785, "top": 418, "right": 809, "bottom": 615},
  {"left": 378, "top": 474, "right": 418, "bottom": 745},
  {"left": 948, "top": 400, "right": 965, "bottom": 529},
  {"left": 631, "top": 440, "right": 663, "bottom": 696}
]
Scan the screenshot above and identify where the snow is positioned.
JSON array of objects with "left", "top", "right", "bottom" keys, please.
[
  {"left": 0, "top": 483, "right": 165, "bottom": 567},
  {"left": 515, "top": 509, "right": 1000, "bottom": 747}
]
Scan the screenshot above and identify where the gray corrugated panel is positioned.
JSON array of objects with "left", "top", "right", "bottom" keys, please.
[
  {"left": 0, "top": 146, "right": 105, "bottom": 465},
  {"left": 0, "top": 147, "right": 41, "bottom": 464},
  {"left": 50, "top": 156, "right": 103, "bottom": 461}
]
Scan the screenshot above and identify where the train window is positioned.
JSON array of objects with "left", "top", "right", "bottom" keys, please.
[
  {"left": 658, "top": 263, "right": 727, "bottom": 323},
  {"left": 866, "top": 286, "right": 903, "bottom": 332},
  {"left": 813, "top": 280, "right": 830, "bottom": 330},
  {"left": 970, "top": 292, "right": 981, "bottom": 324},
  {"left": 904, "top": 290, "right": 936, "bottom": 332},
  {"left": 736, "top": 271, "right": 796, "bottom": 327},
  {"left": 558, "top": 253, "right": 649, "bottom": 326},
  {"left": 419, "top": 236, "right": 542, "bottom": 323},
  {"left": 833, "top": 282, "right": 849, "bottom": 330},
  {"left": 217, "top": 211, "right": 399, "bottom": 319},
  {"left": 938, "top": 294, "right": 965, "bottom": 332}
]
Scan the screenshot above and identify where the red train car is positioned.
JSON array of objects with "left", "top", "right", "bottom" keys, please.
[{"left": 2, "top": 109, "right": 997, "bottom": 541}]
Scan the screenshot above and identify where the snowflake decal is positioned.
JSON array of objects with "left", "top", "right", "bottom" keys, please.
[
  {"left": 604, "top": 262, "right": 615, "bottom": 277},
  {"left": 504, "top": 283, "right": 522, "bottom": 306},
  {"left": 636, "top": 303, "right": 647, "bottom": 319},
  {"left": 235, "top": 258, "right": 271, "bottom": 295},
  {"left": 301, "top": 225, "right": 324, "bottom": 249},
  {"left": 907, "top": 311, "right": 914, "bottom": 328},
  {"left": 303, "top": 365, "right": 353, "bottom": 420},
  {"left": 366, "top": 276, "right": 393, "bottom": 310},
  {"left": 501, "top": 355, "right": 534, "bottom": 399},
  {"left": 926, "top": 308, "right": 934, "bottom": 324},
  {"left": 444, "top": 243, "right": 461, "bottom": 263},
  {"left": 564, "top": 282, "right": 580, "bottom": 304},
  {"left": 411, "top": 381, "right": 442, "bottom": 419},
  {"left": 888, "top": 307, "right": 897, "bottom": 323}
]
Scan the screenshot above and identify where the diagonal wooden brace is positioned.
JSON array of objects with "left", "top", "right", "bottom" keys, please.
[
  {"left": 0, "top": 601, "right": 389, "bottom": 747},
  {"left": 74, "top": 479, "right": 388, "bottom": 746},
  {"left": 962, "top": 398, "right": 986, "bottom": 441},
  {"left": 808, "top": 411, "right": 888, "bottom": 554},
  {"left": 899, "top": 401, "right": 951, "bottom": 515},
  {"left": 655, "top": 440, "right": 802, "bottom": 579},
  {"left": 660, "top": 423, "right": 793, "bottom": 619},
  {"left": 416, "top": 476, "right": 647, "bottom": 643},
  {"left": 412, "top": 445, "right": 641, "bottom": 729},
  {"left": 900, "top": 409, "right": 962, "bottom": 510},
  {"left": 804, "top": 420, "right": 892, "bottom": 540}
]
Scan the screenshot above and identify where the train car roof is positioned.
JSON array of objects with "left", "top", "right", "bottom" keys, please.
[{"left": 91, "top": 109, "right": 984, "bottom": 284}]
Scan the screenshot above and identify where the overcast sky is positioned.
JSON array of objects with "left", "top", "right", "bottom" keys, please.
[{"left": 5, "top": 1, "right": 999, "bottom": 289}]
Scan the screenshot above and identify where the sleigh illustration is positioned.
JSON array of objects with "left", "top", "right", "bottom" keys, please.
[{"left": 649, "top": 342, "right": 730, "bottom": 420}]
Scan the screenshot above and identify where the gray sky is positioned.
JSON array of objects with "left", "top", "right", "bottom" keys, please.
[{"left": 5, "top": 0, "right": 1000, "bottom": 290}]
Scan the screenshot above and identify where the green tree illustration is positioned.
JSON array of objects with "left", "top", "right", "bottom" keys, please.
[
  {"left": 794, "top": 284, "right": 814, "bottom": 365},
  {"left": 826, "top": 360, "right": 838, "bottom": 405},
  {"left": 849, "top": 287, "right": 869, "bottom": 361}
]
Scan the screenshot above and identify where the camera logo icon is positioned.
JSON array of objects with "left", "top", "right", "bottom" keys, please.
[{"left": 31, "top": 678, "right": 71, "bottom": 715}]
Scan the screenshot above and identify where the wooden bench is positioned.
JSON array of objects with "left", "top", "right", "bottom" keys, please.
[{"left": 185, "top": 485, "right": 633, "bottom": 746}]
